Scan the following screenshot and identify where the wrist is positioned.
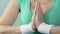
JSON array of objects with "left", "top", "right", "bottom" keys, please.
[
  {"left": 37, "top": 23, "right": 54, "bottom": 34},
  {"left": 20, "top": 23, "right": 34, "bottom": 34}
]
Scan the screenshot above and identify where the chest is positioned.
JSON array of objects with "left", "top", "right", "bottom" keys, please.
[
  {"left": 18, "top": 0, "right": 60, "bottom": 25},
  {"left": 30, "top": 0, "right": 53, "bottom": 14}
]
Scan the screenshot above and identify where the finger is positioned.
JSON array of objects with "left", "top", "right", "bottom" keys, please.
[
  {"left": 31, "top": 8, "right": 36, "bottom": 30},
  {"left": 36, "top": 1, "right": 42, "bottom": 16},
  {"left": 35, "top": 2, "right": 42, "bottom": 28},
  {"left": 31, "top": 9, "right": 36, "bottom": 24},
  {"left": 32, "top": 1, "right": 37, "bottom": 20},
  {"left": 34, "top": 1, "right": 42, "bottom": 18},
  {"left": 35, "top": 1, "right": 41, "bottom": 20},
  {"left": 34, "top": 1, "right": 38, "bottom": 12},
  {"left": 36, "top": 1, "right": 44, "bottom": 23}
]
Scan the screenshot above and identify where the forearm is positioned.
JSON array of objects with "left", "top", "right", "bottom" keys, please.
[
  {"left": 0, "top": 0, "right": 19, "bottom": 25},
  {"left": 0, "top": 22, "right": 34, "bottom": 34},
  {"left": 50, "top": 26, "right": 60, "bottom": 34},
  {"left": 0, "top": 25, "right": 21, "bottom": 34}
]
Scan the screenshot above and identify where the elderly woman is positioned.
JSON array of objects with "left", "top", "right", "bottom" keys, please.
[{"left": 0, "top": 0, "right": 60, "bottom": 34}]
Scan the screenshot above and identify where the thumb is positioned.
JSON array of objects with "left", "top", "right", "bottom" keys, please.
[
  {"left": 36, "top": 1, "right": 43, "bottom": 22},
  {"left": 32, "top": 9, "right": 36, "bottom": 21},
  {"left": 31, "top": 8, "right": 36, "bottom": 30}
]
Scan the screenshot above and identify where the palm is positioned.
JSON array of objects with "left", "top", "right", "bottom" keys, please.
[
  {"left": 34, "top": 1, "right": 44, "bottom": 28},
  {"left": 31, "top": 1, "right": 44, "bottom": 30}
]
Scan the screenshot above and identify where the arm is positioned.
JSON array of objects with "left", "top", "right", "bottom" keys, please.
[
  {"left": 49, "top": 26, "right": 60, "bottom": 34},
  {"left": 0, "top": 25, "right": 21, "bottom": 34},
  {"left": 0, "top": 0, "right": 19, "bottom": 25},
  {"left": 0, "top": 10, "right": 37, "bottom": 34}
]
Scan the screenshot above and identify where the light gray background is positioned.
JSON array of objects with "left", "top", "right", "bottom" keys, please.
[{"left": 0, "top": 0, "right": 20, "bottom": 26}]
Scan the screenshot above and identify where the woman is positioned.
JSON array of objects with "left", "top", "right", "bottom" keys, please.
[
  {"left": 17, "top": 0, "right": 60, "bottom": 34},
  {"left": 0, "top": 0, "right": 60, "bottom": 34},
  {"left": 16, "top": 0, "right": 60, "bottom": 34}
]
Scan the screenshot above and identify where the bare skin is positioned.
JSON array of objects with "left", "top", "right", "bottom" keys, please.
[
  {"left": 0, "top": 25, "right": 21, "bottom": 34},
  {"left": 0, "top": 0, "right": 19, "bottom": 25},
  {"left": 0, "top": 4, "right": 37, "bottom": 34},
  {"left": 0, "top": 0, "right": 60, "bottom": 34},
  {"left": 31, "top": 0, "right": 53, "bottom": 14}
]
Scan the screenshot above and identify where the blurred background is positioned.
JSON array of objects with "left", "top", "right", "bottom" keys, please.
[{"left": 0, "top": 0, "right": 20, "bottom": 26}]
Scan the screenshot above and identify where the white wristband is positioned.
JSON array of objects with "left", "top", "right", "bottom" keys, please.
[
  {"left": 38, "top": 23, "right": 54, "bottom": 34},
  {"left": 20, "top": 23, "right": 34, "bottom": 34}
]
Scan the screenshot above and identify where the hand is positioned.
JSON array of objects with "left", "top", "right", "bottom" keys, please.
[
  {"left": 31, "top": 8, "right": 36, "bottom": 30},
  {"left": 35, "top": 1, "right": 44, "bottom": 28},
  {"left": 31, "top": 1, "right": 44, "bottom": 30},
  {"left": 31, "top": 1, "right": 38, "bottom": 30}
]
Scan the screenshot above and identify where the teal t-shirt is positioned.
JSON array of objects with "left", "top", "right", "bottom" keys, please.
[{"left": 17, "top": 0, "right": 60, "bottom": 34}]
